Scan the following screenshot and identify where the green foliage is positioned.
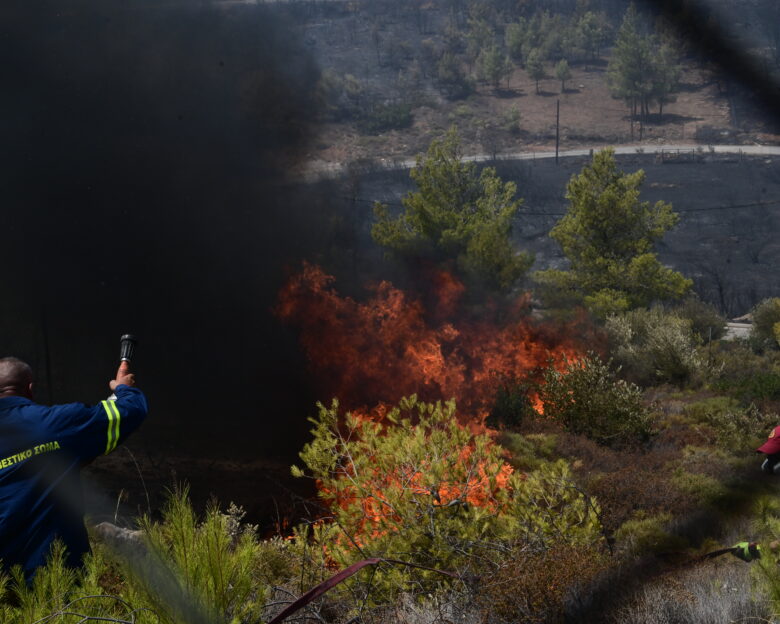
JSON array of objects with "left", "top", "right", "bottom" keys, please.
[
  {"left": 476, "top": 44, "right": 513, "bottom": 88},
  {"left": 607, "top": 4, "right": 681, "bottom": 118},
  {"left": 750, "top": 498, "right": 780, "bottom": 610},
  {"left": 436, "top": 52, "right": 474, "bottom": 99},
  {"left": 672, "top": 295, "right": 727, "bottom": 343},
  {"left": 539, "top": 353, "right": 652, "bottom": 446},
  {"left": 358, "top": 101, "right": 413, "bottom": 134},
  {"left": 525, "top": 48, "right": 545, "bottom": 93},
  {"left": 315, "top": 71, "right": 364, "bottom": 121},
  {"left": 502, "top": 105, "right": 522, "bottom": 135},
  {"left": 709, "top": 341, "right": 780, "bottom": 403},
  {"left": 671, "top": 467, "right": 729, "bottom": 508},
  {"left": 534, "top": 148, "right": 691, "bottom": 317},
  {"left": 505, "top": 21, "right": 526, "bottom": 61},
  {"left": 555, "top": 58, "right": 572, "bottom": 91},
  {"left": 293, "top": 396, "right": 603, "bottom": 601},
  {"left": 681, "top": 397, "right": 778, "bottom": 451},
  {"left": 486, "top": 378, "right": 536, "bottom": 429},
  {"left": 614, "top": 512, "right": 687, "bottom": 556},
  {"left": 752, "top": 298, "right": 780, "bottom": 349},
  {"left": 605, "top": 306, "right": 702, "bottom": 387},
  {"left": 0, "top": 493, "right": 296, "bottom": 624},
  {"left": 135, "top": 490, "right": 271, "bottom": 622},
  {"left": 372, "top": 127, "right": 533, "bottom": 291},
  {"left": 576, "top": 11, "right": 612, "bottom": 60},
  {"left": 498, "top": 432, "right": 558, "bottom": 472}
]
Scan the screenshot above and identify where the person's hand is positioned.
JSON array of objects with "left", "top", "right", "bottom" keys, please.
[{"left": 109, "top": 361, "right": 135, "bottom": 391}]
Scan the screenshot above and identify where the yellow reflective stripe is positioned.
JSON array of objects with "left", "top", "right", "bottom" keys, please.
[
  {"left": 101, "top": 401, "right": 114, "bottom": 454},
  {"left": 101, "top": 400, "right": 122, "bottom": 454}
]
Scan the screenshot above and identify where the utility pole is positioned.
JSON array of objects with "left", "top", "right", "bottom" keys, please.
[{"left": 555, "top": 99, "right": 560, "bottom": 165}]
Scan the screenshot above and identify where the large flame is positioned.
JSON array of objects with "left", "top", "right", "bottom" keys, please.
[{"left": 276, "top": 262, "right": 582, "bottom": 427}]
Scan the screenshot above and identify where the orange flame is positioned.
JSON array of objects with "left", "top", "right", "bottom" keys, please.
[{"left": 276, "top": 262, "right": 581, "bottom": 427}]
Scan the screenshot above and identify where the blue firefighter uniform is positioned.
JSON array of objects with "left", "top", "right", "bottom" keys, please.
[{"left": 0, "top": 384, "right": 148, "bottom": 579}]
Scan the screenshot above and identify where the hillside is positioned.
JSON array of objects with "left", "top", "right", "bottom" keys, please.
[{"left": 288, "top": 0, "right": 780, "bottom": 173}]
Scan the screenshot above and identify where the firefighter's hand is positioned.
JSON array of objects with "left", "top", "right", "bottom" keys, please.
[
  {"left": 731, "top": 542, "right": 761, "bottom": 562},
  {"left": 109, "top": 361, "right": 135, "bottom": 390}
]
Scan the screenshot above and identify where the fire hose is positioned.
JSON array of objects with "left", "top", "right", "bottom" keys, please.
[{"left": 267, "top": 558, "right": 459, "bottom": 624}]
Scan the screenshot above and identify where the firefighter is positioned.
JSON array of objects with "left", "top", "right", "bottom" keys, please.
[
  {"left": 757, "top": 425, "right": 780, "bottom": 474},
  {"left": 0, "top": 357, "right": 148, "bottom": 581}
]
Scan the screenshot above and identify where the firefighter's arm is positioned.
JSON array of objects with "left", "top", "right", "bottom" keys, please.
[{"left": 53, "top": 384, "right": 149, "bottom": 460}]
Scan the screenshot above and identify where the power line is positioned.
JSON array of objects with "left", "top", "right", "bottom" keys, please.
[{"left": 342, "top": 196, "right": 780, "bottom": 216}]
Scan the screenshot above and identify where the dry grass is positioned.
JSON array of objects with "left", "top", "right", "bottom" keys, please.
[{"left": 614, "top": 559, "right": 770, "bottom": 624}]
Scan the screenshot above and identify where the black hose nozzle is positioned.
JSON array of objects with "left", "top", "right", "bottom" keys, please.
[{"left": 120, "top": 334, "right": 137, "bottom": 363}]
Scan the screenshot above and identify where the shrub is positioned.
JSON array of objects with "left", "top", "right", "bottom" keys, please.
[
  {"left": 682, "top": 397, "right": 779, "bottom": 450},
  {"left": 540, "top": 354, "right": 652, "bottom": 447},
  {"left": 0, "top": 492, "right": 297, "bottom": 624},
  {"left": 498, "top": 431, "right": 558, "bottom": 472},
  {"left": 486, "top": 379, "right": 536, "bottom": 429},
  {"left": 292, "top": 396, "right": 604, "bottom": 603},
  {"left": 476, "top": 541, "right": 610, "bottom": 624},
  {"left": 503, "top": 105, "right": 522, "bottom": 135},
  {"left": 671, "top": 468, "right": 729, "bottom": 508},
  {"left": 709, "top": 341, "right": 780, "bottom": 403},
  {"left": 359, "top": 101, "right": 413, "bottom": 134},
  {"left": 613, "top": 512, "right": 688, "bottom": 556},
  {"left": 436, "top": 52, "right": 474, "bottom": 99},
  {"left": 605, "top": 307, "right": 702, "bottom": 387},
  {"left": 752, "top": 297, "right": 780, "bottom": 349},
  {"left": 587, "top": 467, "right": 690, "bottom": 535},
  {"left": 672, "top": 295, "right": 727, "bottom": 343},
  {"left": 135, "top": 490, "right": 275, "bottom": 623}
]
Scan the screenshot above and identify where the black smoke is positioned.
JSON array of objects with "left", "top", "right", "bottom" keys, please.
[{"left": 0, "top": 0, "right": 328, "bottom": 458}]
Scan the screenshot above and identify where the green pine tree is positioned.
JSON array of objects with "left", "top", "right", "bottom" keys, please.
[
  {"left": 534, "top": 148, "right": 691, "bottom": 317},
  {"left": 372, "top": 128, "right": 533, "bottom": 292}
]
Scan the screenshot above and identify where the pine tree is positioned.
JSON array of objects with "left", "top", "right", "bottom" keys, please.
[
  {"left": 555, "top": 58, "right": 572, "bottom": 92},
  {"left": 607, "top": 5, "right": 654, "bottom": 119},
  {"left": 372, "top": 128, "right": 533, "bottom": 291},
  {"left": 534, "top": 148, "right": 691, "bottom": 318},
  {"left": 526, "top": 48, "right": 545, "bottom": 94},
  {"left": 477, "top": 44, "right": 512, "bottom": 89}
]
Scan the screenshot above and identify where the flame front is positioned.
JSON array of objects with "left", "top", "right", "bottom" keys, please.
[{"left": 277, "top": 262, "right": 581, "bottom": 427}]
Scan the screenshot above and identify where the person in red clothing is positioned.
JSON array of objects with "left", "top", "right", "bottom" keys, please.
[
  {"left": 0, "top": 357, "right": 148, "bottom": 581},
  {"left": 757, "top": 425, "right": 780, "bottom": 474}
]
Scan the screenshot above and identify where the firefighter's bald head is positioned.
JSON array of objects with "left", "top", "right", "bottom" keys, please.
[{"left": 0, "top": 357, "right": 33, "bottom": 399}]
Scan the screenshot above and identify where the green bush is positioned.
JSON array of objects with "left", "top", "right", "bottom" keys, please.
[
  {"left": 359, "top": 101, "right": 413, "bottom": 134},
  {"left": 539, "top": 353, "right": 652, "bottom": 447},
  {"left": 672, "top": 295, "right": 727, "bottom": 343},
  {"left": 498, "top": 432, "right": 558, "bottom": 472},
  {"left": 293, "top": 396, "right": 603, "bottom": 603},
  {"left": 671, "top": 468, "right": 729, "bottom": 507},
  {"left": 682, "top": 397, "right": 778, "bottom": 450},
  {"left": 486, "top": 379, "right": 536, "bottom": 429},
  {"left": 709, "top": 341, "right": 780, "bottom": 403},
  {"left": 752, "top": 298, "right": 780, "bottom": 349},
  {"left": 605, "top": 307, "right": 702, "bottom": 387},
  {"left": 0, "top": 492, "right": 297, "bottom": 624},
  {"left": 614, "top": 512, "right": 687, "bottom": 556}
]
